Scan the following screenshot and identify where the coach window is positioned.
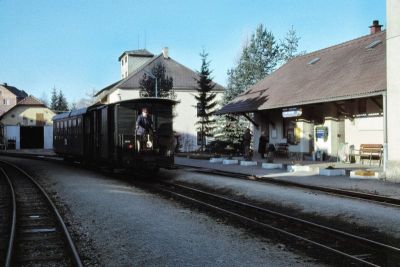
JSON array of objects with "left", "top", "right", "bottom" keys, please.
[
  {"left": 72, "top": 118, "right": 76, "bottom": 136},
  {"left": 56, "top": 122, "right": 59, "bottom": 139},
  {"left": 77, "top": 118, "right": 82, "bottom": 135}
]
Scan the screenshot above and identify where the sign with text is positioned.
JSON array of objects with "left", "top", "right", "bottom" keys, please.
[{"left": 282, "top": 108, "right": 302, "bottom": 118}]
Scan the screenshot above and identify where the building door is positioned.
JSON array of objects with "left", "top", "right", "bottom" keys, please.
[
  {"left": 20, "top": 126, "right": 44, "bottom": 149},
  {"left": 36, "top": 113, "right": 45, "bottom": 126}
]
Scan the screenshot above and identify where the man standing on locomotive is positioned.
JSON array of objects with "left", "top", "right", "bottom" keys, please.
[{"left": 136, "top": 107, "right": 154, "bottom": 151}]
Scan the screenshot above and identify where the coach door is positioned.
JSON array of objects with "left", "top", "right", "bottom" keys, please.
[{"left": 116, "top": 104, "right": 136, "bottom": 151}]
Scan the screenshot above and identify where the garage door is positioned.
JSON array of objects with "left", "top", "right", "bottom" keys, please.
[{"left": 20, "top": 126, "right": 44, "bottom": 149}]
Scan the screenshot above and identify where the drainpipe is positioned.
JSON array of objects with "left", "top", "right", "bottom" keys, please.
[{"left": 383, "top": 92, "right": 388, "bottom": 173}]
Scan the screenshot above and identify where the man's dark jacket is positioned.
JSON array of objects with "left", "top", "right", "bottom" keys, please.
[{"left": 136, "top": 115, "right": 153, "bottom": 135}]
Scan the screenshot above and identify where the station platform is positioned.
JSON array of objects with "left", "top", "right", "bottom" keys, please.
[{"left": 175, "top": 156, "right": 400, "bottom": 199}]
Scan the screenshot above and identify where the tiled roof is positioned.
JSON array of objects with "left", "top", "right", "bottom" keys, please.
[
  {"left": 217, "top": 31, "right": 386, "bottom": 114},
  {"left": 96, "top": 53, "right": 225, "bottom": 97},
  {"left": 0, "top": 95, "right": 47, "bottom": 120},
  {"left": 94, "top": 79, "right": 122, "bottom": 97},
  {"left": 118, "top": 49, "right": 154, "bottom": 61},
  {"left": 17, "top": 95, "right": 45, "bottom": 106},
  {"left": 1, "top": 83, "right": 28, "bottom": 99}
]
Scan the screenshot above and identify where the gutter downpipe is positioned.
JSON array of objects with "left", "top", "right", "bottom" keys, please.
[{"left": 383, "top": 92, "right": 388, "bottom": 175}]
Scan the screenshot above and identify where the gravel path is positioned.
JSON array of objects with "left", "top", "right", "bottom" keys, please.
[{"left": 0, "top": 156, "right": 324, "bottom": 267}]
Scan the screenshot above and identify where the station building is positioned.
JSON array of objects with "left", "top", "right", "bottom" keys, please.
[
  {"left": 95, "top": 48, "right": 224, "bottom": 152},
  {"left": 0, "top": 96, "right": 55, "bottom": 149},
  {"left": 218, "top": 21, "right": 386, "bottom": 163}
]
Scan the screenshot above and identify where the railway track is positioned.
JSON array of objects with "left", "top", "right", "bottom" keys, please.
[
  {"left": 1, "top": 152, "right": 399, "bottom": 208},
  {"left": 0, "top": 160, "right": 83, "bottom": 267},
  {"left": 153, "top": 180, "right": 400, "bottom": 267},
  {"left": 176, "top": 164, "right": 400, "bottom": 208}
]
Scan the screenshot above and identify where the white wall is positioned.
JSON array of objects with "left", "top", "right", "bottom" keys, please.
[
  {"left": 289, "top": 120, "right": 313, "bottom": 153},
  {"left": 314, "top": 119, "right": 345, "bottom": 156},
  {"left": 387, "top": 0, "right": 400, "bottom": 179},
  {"left": 345, "top": 117, "right": 383, "bottom": 150},
  {"left": 108, "top": 88, "right": 140, "bottom": 103},
  {"left": 5, "top": 125, "right": 20, "bottom": 149},
  {"left": 44, "top": 126, "right": 53, "bottom": 149},
  {"left": 174, "top": 90, "right": 224, "bottom": 152}
]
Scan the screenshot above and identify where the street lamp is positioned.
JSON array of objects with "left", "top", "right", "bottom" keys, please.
[{"left": 143, "top": 70, "right": 158, "bottom": 97}]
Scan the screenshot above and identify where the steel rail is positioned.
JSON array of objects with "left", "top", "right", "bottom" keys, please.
[
  {"left": 0, "top": 159, "right": 83, "bottom": 267},
  {"left": 170, "top": 181, "right": 400, "bottom": 253},
  {"left": 1, "top": 152, "right": 399, "bottom": 208},
  {"left": 157, "top": 181, "right": 400, "bottom": 267},
  {"left": 176, "top": 164, "right": 400, "bottom": 208},
  {"left": 1, "top": 168, "right": 16, "bottom": 267}
]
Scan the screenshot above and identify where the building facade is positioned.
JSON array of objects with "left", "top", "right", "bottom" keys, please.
[
  {"left": 96, "top": 48, "right": 225, "bottom": 152},
  {"left": 386, "top": 0, "right": 400, "bottom": 180},
  {"left": 0, "top": 96, "right": 55, "bottom": 149},
  {"left": 0, "top": 83, "right": 28, "bottom": 115},
  {"left": 218, "top": 21, "right": 386, "bottom": 164}
]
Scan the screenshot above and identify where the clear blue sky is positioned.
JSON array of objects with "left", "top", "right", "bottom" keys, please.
[{"left": 0, "top": 0, "right": 386, "bottom": 104}]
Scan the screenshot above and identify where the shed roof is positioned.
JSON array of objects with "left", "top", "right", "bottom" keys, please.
[{"left": 217, "top": 31, "right": 386, "bottom": 114}]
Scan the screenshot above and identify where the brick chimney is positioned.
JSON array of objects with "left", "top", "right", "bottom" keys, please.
[{"left": 370, "top": 20, "right": 383, "bottom": 34}]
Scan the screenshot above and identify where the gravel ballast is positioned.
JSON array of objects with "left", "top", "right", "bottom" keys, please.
[
  {"left": 171, "top": 169, "right": 400, "bottom": 239},
  {"left": 1, "top": 156, "right": 323, "bottom": 267}
]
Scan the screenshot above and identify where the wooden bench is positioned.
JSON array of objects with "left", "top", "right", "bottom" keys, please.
[{"left": 359, "top": 144, "right": 383, "bottom": 166}]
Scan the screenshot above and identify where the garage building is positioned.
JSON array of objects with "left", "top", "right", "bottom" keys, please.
[{"left": 0, "top": 96, "right": 55, "bottom": 149}]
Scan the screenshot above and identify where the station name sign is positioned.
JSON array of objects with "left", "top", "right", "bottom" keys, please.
[{"left": 282, "top": 107, "right": 302, "bottom": 118}]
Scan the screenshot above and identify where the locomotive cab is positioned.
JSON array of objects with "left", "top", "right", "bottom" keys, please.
[{"left": 113, "top": 98, "right": 176, "bottom": 170}]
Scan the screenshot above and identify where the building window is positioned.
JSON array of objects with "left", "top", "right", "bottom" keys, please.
[
  {"left": 0, "top": 90, "right": 2, "bottom": 96},
  {"left": 125, "top": 57, "right": 127, "bottom": 63},
  {"left": 3, "top": 99, "right": 10, "bottom": 105}
]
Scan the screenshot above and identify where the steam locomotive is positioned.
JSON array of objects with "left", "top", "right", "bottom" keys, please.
[{"left": 53, "top": 98, "right": 176, "bottom": 171}]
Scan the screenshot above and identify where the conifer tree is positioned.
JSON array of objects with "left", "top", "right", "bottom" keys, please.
[
  {"left": 50, "top": 87, "right": 69, "bottom": 112},
  {"left": 56, "top": 90, "right": 69, "bottom": 111},
  {"left": 195, "top": 50, "right": 218, "bottom": 151},
  {"left": 218, "top": 24, "right": 280, "bottom": 144},
  {"left": 139, "top": 62, "right": 175, "bottom": 99},
  {"left": 50, "top": 87, "right": 58, "bottom": 110},
  {"left": 281, "top": 26, "right": 305, "bottom": 63}
]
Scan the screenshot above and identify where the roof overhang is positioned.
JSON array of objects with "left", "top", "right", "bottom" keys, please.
[{"left": 216, "top": 90, "right": 386, "bottom": 115}]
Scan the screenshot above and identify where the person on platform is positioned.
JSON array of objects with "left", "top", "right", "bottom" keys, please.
[
  {"left": 242, "top": 128, "right": 252, "bottom": 160},
  {"left": 258, "top": 131, "right": 268, "bottom": 159}
]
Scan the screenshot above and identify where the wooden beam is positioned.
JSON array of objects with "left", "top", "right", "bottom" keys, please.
[
  {"left": 370, "top": 97, "right": 383, "bottom": 111},
  {"left": 242, "top": 113, "right": 259, "bottom": 128}
]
